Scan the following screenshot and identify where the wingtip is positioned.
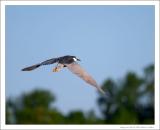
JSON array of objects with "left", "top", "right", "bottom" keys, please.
[
  {"left": 98, "top": 88, "right": 111, "bottom": 98},
  {"left": 21, "top": 69, "right": 25, "bottom": 71},
  {"left": 21, "top": 68, "right": 26, "bottom": 71},
  {"left": 98, "top": 87, "right": 106, "bottom": 96},
  {"left": 21, "top": 68, "right": 30, "bottom": 71}
]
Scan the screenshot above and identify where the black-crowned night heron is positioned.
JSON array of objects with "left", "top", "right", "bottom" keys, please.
[{"left": 22, "top": 55, "right": 106, "bottom": 95}]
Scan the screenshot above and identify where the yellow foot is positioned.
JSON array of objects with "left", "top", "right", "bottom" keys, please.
[{"left": 53, "top": 67, "right": 59, "bottom": 72}]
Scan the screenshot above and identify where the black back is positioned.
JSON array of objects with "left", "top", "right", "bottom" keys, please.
[{"left": 58, "top": 55, "right": 75, "bottom": 64}]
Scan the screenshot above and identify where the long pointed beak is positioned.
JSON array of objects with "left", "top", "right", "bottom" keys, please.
[{"left": 77, "top": 58, "right": 81, "bottom": 61}]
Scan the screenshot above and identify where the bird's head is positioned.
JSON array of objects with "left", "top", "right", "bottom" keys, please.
[{"left": 72, "top": 56, "right": 81, "bottom": 62}]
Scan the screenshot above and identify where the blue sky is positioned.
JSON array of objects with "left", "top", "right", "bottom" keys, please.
[{"left": 6, "top": 5, "right": 154, "bottom": 116}]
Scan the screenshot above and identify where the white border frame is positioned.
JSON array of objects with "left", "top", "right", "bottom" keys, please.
[{"left": 1, "top": 1, "right": 159, "bottom": 130}]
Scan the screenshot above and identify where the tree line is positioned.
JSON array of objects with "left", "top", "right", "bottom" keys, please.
[{"left": 6, "top": 64, "right": 154, "bottom": 124}]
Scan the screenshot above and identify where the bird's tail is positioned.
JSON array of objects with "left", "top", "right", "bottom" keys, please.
[{"left": 22, "top": 64, "right": 41, "bottom": 71}]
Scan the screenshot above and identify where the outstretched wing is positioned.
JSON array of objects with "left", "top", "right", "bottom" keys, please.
[
  {"left": 41, "top": 58, "right": 58, "bottom": 65},
  {"left": 22, "top": 58, "right": 58, "bottom": 71},
  {"left": 66, "top": 62, "right": 105, "bottom": 95},
  {"left": 22, "top": 64, "right": 41, "bottom": 71}
]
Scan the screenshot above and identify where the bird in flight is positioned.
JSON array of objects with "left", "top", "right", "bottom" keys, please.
[{"left": 22, "top": 55, "right": 106, "bottom": 95}]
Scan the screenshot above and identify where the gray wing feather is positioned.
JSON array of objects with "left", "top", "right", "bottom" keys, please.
[
  {"left": 41, "top": 58, "right": 58, "bottom": 65},
  {"left": 66, "top": 62, "right": 105, "bottom": 95},
  {"left": 22, "top": 58, "right": 58, "bottom": 71},
  {"left": 22, "top": 64, "right": 41, "bottom": 71}
]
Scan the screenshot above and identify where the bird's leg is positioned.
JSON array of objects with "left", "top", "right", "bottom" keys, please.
[{"left": 53, "top": 64, "right": 64, "bottom": 72}]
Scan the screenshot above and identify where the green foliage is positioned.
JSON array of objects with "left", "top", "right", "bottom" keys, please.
[
  {"left": 66, "top": 111, "right": 86, "bottom": 124},
  {"left": 6, "top": 89, "right": 58, "bottom": 124},
  {"left": 97, "top": 64, "right": 154, "bottom": 124},
  {"left": 6, "top": 64, "right": 154, "bottom": 124},
  {"left": 22, "top": 89, "right": 55, "bottom": 108},
  {"left": 15, "top": 107, "right": 64, "bottom": 124}
]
